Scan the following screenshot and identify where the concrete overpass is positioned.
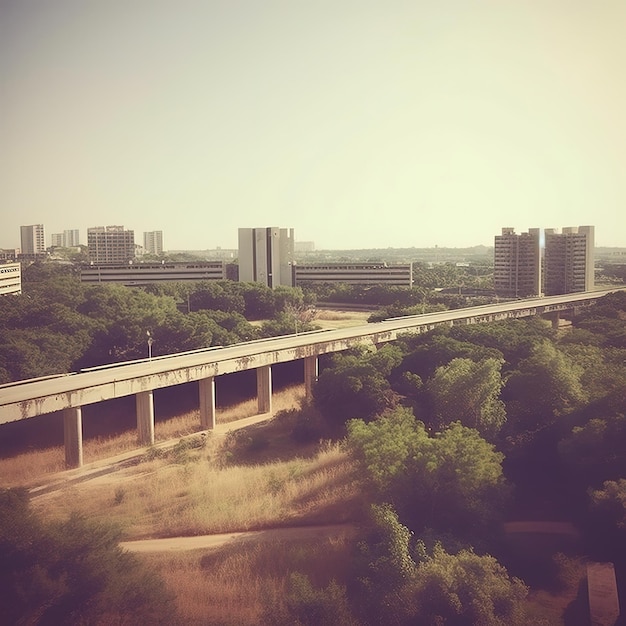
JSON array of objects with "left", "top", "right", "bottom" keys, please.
[{"left": 0, "top": 288, "right": 622, "bottom": 468}]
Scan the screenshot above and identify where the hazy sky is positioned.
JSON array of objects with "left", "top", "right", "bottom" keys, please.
[{"left": 1, "top": 1, "right": 624, "bottom": 250}]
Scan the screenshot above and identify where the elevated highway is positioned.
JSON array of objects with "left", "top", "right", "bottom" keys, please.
[{"left": 1, "top": 288, "right": 623, "bottom": 467}]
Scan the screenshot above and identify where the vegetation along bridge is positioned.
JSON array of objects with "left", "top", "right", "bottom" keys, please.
[{"left": 1, "top": 288, "right": 623, "bottom": 468}]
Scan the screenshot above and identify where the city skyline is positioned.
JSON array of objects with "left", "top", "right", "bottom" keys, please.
[{"left": 2, "top": 2, "right": 625, "bottom": 250}]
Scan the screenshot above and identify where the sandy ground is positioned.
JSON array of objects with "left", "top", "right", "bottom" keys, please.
[{"left": 120, "top": 523, "right": 357, "bottom": 553}]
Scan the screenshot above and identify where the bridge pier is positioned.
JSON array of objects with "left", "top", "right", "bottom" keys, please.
[
  {"left": 545, "top": 311, "right": 560, "bottom": 329},
  {"left": 304, "top": 356, "right": 318, "bottom": 399},
  {"left": 63, "top": 407, "right": 83, "bottom": 468},
  {"left": 199, "top": 376, "right": 216, "bottom": 429},
  {"left": 136, "top": 390, "right": 155, "bottom": 445},
  {"left": 257, "top": 365, "right": 272, "bottom": 414}
]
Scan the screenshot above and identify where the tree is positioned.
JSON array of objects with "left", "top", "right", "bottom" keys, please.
[
  {"left": 504, "top": 340, "right": 587, "bottom": 433},
  {"left": 348, "top": 410, "right": 510, "bottom": 539},
  {"left": 350, "top": 504, "right": 417, "bottom": 625},
  {"left": 558, "top": 415, "right": 626, "bottom": 487},
  {"left": 264, "top": 572, "right": 357, "bottom": 626},
  {"left": 397, "top": 333, "right": 503, "bottom": 383},
  {"left": 426, "top": 357, "right": 506, "bottom": 439},
  {"left": 406, "top": 544, "right": 528, "bottom": 626},
  {"left": 187, "top": 281, "right": 245, "bottom": 314},
  {"left": 314, "top": 347, "right": 400, "bottom": 427},
  {"left": 0, "top": 489, "right": 177, "bottom": 625},
  {"left": 260, "top": 309, "right": 319, "bottom": 338},
  {"left": 449, "top": 317, "right": 553, "bottom": 365},
  {"left": 586, "top": 479, "right": 626, "bottom": 565},
  {"left": 349, "top": 503, "right": 528, "bottom": 626}
]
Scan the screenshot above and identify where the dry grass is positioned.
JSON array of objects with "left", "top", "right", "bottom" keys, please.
[
  {"left": 0, "top": 385, "right": 305, "bottom": 489},
  {"left": 33, "top": 439, "right": 362, "bottom": 539},
  {"left": 314, "top": 309, "right": 371, "bottom": 329},
  {"left": 18, "top": 399, "right": 364, "bottom": 626},
  {"left": 142, "top": 532, "right": 356, "bottom": 625}
]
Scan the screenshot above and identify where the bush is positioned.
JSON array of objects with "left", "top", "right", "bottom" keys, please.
[
  {"left": 0, "top": 488, "right": 178, "bottom": 625},
  {"left": 263, "top": 572, "right": 357, "bottom": 626}
]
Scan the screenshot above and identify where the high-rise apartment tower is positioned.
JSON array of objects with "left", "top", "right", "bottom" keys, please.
[
  {"left": 544, "top": 226, "right": 594, "bottom": 295},
  {"left": 20, "top": 224, "right": 45, "bottom": 255},
  {"left": 143, "top": 231, "right": 164, "bottom": 256},
  {"left": 494, "top": 227, "right": 542, "bottom": 298},
  {"left": 51, "top": 229, "right": 80, "bottom": 248},
  {"left": 238, "top": 227, "right": 295, "bottom": 288},
  {"left": 87, "top": 226, "right": 135, "bottom": 264}
]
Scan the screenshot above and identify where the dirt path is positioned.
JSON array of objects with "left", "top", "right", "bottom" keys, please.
[{"left": 120, "top": 523, "right": 357, "bottom": 553}]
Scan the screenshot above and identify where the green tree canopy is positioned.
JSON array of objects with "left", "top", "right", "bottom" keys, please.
[
  {"left": 426, "top": 357, "right": 507, "bottom": 439},
  {"left": 0, "top": 489, "right": 177, "bottom": 625},
  {"left": 504, "top": 340, "right": 587, "bottom": 433},
  {"left": 350, "top": 503, "right": 528, "bottom": 625},
  {"left": 558, "top": 415, "right": 626, "bottom": 487},
  {"left": 314, "top": 346, "right": 400, "bottom": 427},
  {"left": 449, "top": 317, "right": 553, "bottom": 365},
  {"left": 404, "top": 543, "right": 528, "bottom": 626},
  {"left": 397, "top": 333, "right": 503, "bottom": 382},
  {"left": 348, "top": 409, "right": 510, "bottom": 538}
]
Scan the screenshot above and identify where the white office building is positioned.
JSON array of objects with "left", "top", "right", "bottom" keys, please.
[
  {"left": 238, "top": 227, "right": 295, "bottom": 288},
  {"left": 143, "top": 231, "right": 164, "bottom": 255},
  {"left": 20, "top": 224, "right": 45, "bottom": 255},
  {"left": 0, "top": 262, "right": 21, "bottom": 295}
]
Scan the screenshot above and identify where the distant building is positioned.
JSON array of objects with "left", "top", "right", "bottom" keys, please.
[
  {"left": 143, "top": 231, "right": 164, "bottom": 255},
  {"left": 64, "top": 229, "right": 80, "bottom": 247},
  {"left": 295, "top": 241, "right": 315, "bottom": 253},
  {"left": 51, "top": 229, "right": 80, "bottom": 248},
  {"left": 0, "top": 262, "right": 21, "bottom": 295},
  {"left": 295, "top": 262, "right": 413, "bottom": 287},
  {"left": 0, "top": 249, "right": 18, "bottom": 262},
  {"left": 238, "top": 227, "right": 295, "bottom": 288},
  {"left": 20, "top": 224, "right": 45, "bottom": 255},
  {"left": 80, "top": 261, "right": 225, "bottom": 285},
  {"left": 544, "top": 226, "right": 594, "bottom": 295},
  {"left": 494, "top": 228, "right": 542, "bottom": 298},
  {"left": 87, "top": 226, "right": 135, "bottom": 264}
]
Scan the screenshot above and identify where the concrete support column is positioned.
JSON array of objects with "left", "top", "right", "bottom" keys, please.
[
  {"left": 199, "top": 376, "right": 216, "bottom": 430},
  {"left": 136, "top": 390, "right": 155, "bottom": 446},
  {"left": 549, "top": 311, "right": 560, "bottom": 329},
  {"left": 63, "top": 406, "right": 83, "bottom": 469},
  {"left": 304, "top": 355, "right": 318, "bottom": 399},
  {"left": 257, "top": 365, "right": 272, "bottom": 414}
]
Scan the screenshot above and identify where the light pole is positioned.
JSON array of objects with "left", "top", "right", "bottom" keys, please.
[{"left": 147, "top": 330, "right": 153, "bottom": 360}]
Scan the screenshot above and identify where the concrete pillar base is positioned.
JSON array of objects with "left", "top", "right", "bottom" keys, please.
[
  {"left": 257, "top": 365, "right": 272, "bottom": 414},
  {"left": 304, "top": 355, "right": 318, "bottom": 399},
  {"left": 136, "top": 390, "right": 155, "bottom": 445},
  {"left": 199, "top": 377, "right": 216, "bottom": 429},
  {"left": 63, "top": 406, "right": 83, "bottom": 469}
]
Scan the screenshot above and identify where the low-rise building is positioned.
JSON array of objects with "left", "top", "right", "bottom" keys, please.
[
  {"left": 295, "top": 262, "right": 413, "bottom": 287},
  {"left": 0, "top": 262, "right": 22, "bottom": 295},
  {"left": 80, "top": 261, "right": 226, "bottom": 285}
]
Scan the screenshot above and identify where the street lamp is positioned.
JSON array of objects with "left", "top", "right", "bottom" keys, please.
[{"left": 147, "top": 330, "right": 153, "bottom": 360}]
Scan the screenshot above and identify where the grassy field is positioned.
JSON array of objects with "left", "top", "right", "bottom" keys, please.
[
  {"left": 33, "top": 435, "right": 363, "bottom": 538},
  {"left": 27, "top": 405, "right": 365, "bottom": 625},
  {"left": 141, "top": 531, "right": 356, "bottom": 625}
]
